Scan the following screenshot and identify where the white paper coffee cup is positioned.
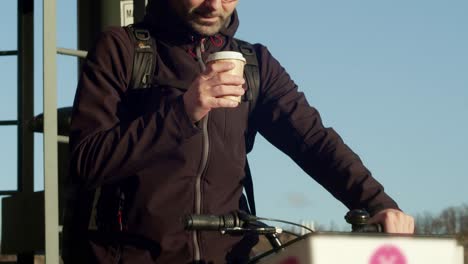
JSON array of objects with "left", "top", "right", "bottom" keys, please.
[{"left": 206, "top": 51, "right": 246, "bottom": 103}]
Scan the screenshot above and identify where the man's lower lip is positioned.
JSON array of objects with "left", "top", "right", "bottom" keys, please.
[
  {"left": 200, "top": 17, "right": 217, "bottom": 22},
  {"left": 196, "top": 15, "right": 219, "bottom": 22}
]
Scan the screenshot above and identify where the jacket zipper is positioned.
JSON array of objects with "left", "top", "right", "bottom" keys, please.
[{"left": 193, "top": 39, "right": 209, "bottom": 262}]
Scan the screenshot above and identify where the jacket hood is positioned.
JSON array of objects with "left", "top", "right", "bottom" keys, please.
[{"left": 143, "top": 0, "right": 239, "bottom": 43}]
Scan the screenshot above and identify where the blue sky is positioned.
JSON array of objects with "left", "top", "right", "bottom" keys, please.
[{"left": 1, "top": 0, "right": 467, "bottom": 234}]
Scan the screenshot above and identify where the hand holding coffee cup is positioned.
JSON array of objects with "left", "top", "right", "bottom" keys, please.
[
  {"left": 206, "top": 51, "right": 246, "bottom": 103},
  {"left": 183, "top": 51, "right": 246, "bottom": 122}
]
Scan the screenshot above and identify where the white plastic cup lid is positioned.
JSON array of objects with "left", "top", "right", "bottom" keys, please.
[{"left": 206, "top": 51, "right": 246, "bottom": 64}]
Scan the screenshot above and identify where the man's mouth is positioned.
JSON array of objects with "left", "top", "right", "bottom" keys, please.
[{"left": 196, "top": 14, "right": 219, "bottom": 24}]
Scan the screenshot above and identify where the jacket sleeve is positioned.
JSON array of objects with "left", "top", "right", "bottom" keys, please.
[
  {"left": 69, "top": 27, "right": 199, "bottom": 189},
  {"left": 254, "top": 45, "right": 399, "bottom": 215}
]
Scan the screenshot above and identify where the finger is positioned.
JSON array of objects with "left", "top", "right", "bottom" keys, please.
[
  {"left": 406, "top": 216, "right": 415, "bottom": 233},
  {"left": 387, "top": 218, "right": 398, "bottom": 233},
  {"left": 394, "top": 214, "right": 413, "bottom": 234},
  {"left": 208, "top": 97, "right": 240, "bottom": 109},
  {"left": 202, "top": 62, "right": 236, "bottom": 80},
  {"left": 210, "top": 85, "right": 245, "bottom": 98},
  {"left": 368, "top": 211, "right": 396, "bottom": 233},
  {"left": 208, "top": 73, "right": 245, "bottom": 88},
  {"left": 387, "top": 213, "right": 413, "bottom": 234},
  {"left": 369, "top": 209, "right": 415, "bottom": 234},
  {"left": 380, "top": 218, "right": 395, "bottom": 233},
  {"left": 207, "top": 61, "right": 236, "bottom": 73}
]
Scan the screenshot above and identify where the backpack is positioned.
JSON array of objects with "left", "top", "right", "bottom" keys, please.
[{"left": 124, "top": 25, "right": 260, "bottom": 215}]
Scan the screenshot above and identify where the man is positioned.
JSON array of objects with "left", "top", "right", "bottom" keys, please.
[{"left": 63, "top": 0, "right": 414, "bottom": 263}]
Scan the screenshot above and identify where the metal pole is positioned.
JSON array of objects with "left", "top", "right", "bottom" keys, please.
[
  {"left": 43, "top": 0, "right": 60, "bottom": 262},
  {"left": 133, "top": 0, "right": 147, "bottom": 24},
  {"left": 17, "top": 1, "right": 35, "bottom": 262},
  {"left": 57, "top": 47, "right": 87, "bottom": 59},
  {"left": 0, "top": 120, "right": 18, "bottom": 126},
  {"left": 78, "top": 0, "right": 121, "bottom": 53},
  {"left": 18, "top": 0, "right": 35, "bottom": 195},
  {"left": 0, "top": 50, "right": 18, "bottom": 56}
]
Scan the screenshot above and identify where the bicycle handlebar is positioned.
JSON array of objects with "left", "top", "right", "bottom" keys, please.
[{"left": 184, "top": 209, "right": 383, "bottom": 235}]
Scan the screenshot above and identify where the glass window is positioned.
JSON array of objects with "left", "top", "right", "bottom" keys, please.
[
  {"left": 0, "top": 126, "right": 18, "bottom": 191},
  {"left": 34, "top": 0, "right": 43, "bottom": 116},
  {"left": 57, "top": 55, "right": 78, "bottom": 108},
  {"left": 57, "top": 0, "right": 78, "bottom": 108},
  {"left": 0, "top": 57, "right": 18, "bottom": 121},
  {"left": 0, "top": 0, "right": 18, "bottom": 51}
]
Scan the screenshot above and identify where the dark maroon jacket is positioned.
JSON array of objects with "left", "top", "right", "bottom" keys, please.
[{"left": 63, "top": 2, "right": 399, "bottom": 263}]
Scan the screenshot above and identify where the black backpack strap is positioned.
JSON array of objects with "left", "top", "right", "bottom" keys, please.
[
  {"left": 234, "top": 39, "right": 260, "bottom": 117},
  {"left": 233, "top": 38, "right": 260, "bottom": 154},
  {"left": 233, "top": 39, "right": 261, "bottom": 216},
  {"left": 124, "top": 25, "right": 157, "bottom": 89}
]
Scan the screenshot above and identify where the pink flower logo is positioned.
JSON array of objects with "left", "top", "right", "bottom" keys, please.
[{"left": 369, "top": 245, "right": 407, "bottom": 264}]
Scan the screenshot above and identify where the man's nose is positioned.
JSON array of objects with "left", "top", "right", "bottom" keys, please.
[{"left": 203, "top": 0, "right": 222, "bottom": 11}]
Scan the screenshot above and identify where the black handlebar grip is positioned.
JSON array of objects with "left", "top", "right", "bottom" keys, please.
[
  {"left": 184, "top": 215, "right": 224, "bottom": 230},
  {"left": 184, "top": 213, "right": 241, "bottom": 231}
]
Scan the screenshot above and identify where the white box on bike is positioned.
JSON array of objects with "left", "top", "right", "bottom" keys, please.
[{"left": 255, "top": 232, "right": 463, "bottom": 264}]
